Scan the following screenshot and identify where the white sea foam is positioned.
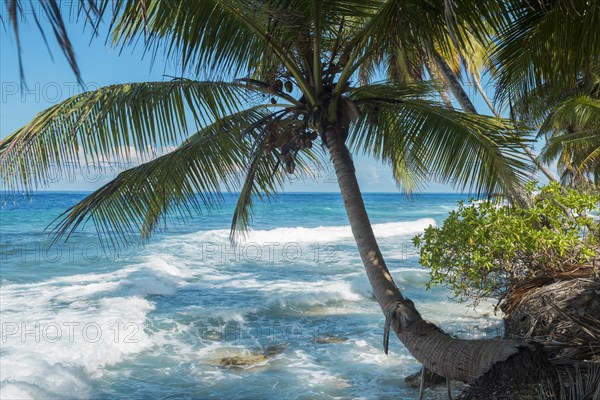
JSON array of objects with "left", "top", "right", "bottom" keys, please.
[
  {"left": 185, "top": 218, "right": 436, "bottom": 245},
  {"left": 0, "top": 255, "right": 191, "bottom": 399},
  {"left": 266, "top": 280, "right": 363, "bottom": 309},
  {"left": 286, "top": 350, "right": 346, "bottom": 387}
]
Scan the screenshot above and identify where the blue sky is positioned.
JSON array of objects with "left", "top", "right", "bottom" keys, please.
[{"left": 0, "top": 6, "right": 551, "bottom": 193}]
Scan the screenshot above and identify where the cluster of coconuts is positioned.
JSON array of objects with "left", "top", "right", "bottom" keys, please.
[
  {"left": 265, "top": 125, "right": 319, "bottom": 174},
  {"left": 278, "top": 152, "right": 296, "bottom": 174},
  {"left": 262, "top": 77, "right": 320, "bottom": 174},
  {"left": 268, "top": 79, "right": 294, "bottom": 94},
  {"left": 267, "top": 79, "right": 294, "bottom": 104}
]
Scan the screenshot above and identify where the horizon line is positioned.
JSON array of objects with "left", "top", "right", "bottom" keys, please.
[{"left": 2, "top": 190, "right": 479, "bottom": 195}]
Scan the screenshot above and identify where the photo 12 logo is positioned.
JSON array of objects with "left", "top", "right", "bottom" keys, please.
[
  {"left": 197, "top": 241, "right": 340, "bottom": 265},
  {"left": 1, "top": 82, "right": 101, "bottom": 104},
  {"left": 1, "top": 321, "right": 140, "bottom": 344},
  {"left": 0, "top": 240, "right": 141, "bottom": 264}
]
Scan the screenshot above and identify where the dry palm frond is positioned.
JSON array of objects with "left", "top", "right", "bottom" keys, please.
[
  {"left": 541, "top": 362, "right": 600, "bottom": 400},
  {"left": 505, "top": 277, "right": 600, "bottom": 363}
]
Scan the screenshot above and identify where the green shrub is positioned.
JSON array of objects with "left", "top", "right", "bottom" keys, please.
[{"left": 413, "top": 183, "right": 600, "bottom": 304}]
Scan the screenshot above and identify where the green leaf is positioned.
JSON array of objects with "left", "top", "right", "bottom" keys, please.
[
  {"left": 348, "top": 82, "right": 530, "bottom": 196},
  {"left": 0, "top": 80, "right": 264, "bottom": 191}
]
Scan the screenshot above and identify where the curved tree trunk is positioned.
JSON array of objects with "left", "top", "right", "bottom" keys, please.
[
  {"left": 423, "top": 57, "right": 454, "bottom": 110},
  {"left": 429, "top": 49, "right": 476, "bottom": 114},
  {"left": 429, "top": 48, "right": 558, "bottom": 183},
  {"left": 324, "top": 125, "right": 536, "bottom": 383}
]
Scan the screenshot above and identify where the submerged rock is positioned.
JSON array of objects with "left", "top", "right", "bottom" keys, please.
[
  {"left": 262, "top": 343, "right": 289, "bottom": 356},
  {"left": 209, "top": 344, "right": 289, "bottom": 369},
  {"left": 314, "top": 335, "right": 348, "bottom": 344},
  {"left": 218, "top": 354, "right": 269, "bottom": 367}
]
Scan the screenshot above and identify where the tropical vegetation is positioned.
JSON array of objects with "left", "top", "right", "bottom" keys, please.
[{"left": 414, "top": 182, "right": 600, "bottom": 305}]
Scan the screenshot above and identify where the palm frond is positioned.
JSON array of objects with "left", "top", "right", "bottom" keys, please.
[
  {"left": 537, "top": 92, "right": 600, "bottom": 184},
  {"left": 0, "top": 80, "right": 269, "bottom": 191},
  {"left": 348, "top": 82, "right": 530, "bottom": 197},
  {"left": 229, "top": 148, "right": 284, "bottom": 243},
  {"left": 49, "top": 107, "right": 280, "bottom": 247},
  {"left": 491, "top": 0, "right": 600, "bottom": 108},
  {"left": 347, "top": 0, "right": 503, "bottom": 74},
  {"left": 111, "top": 0, "right": 323, "bottom": 101},
  {"left": 539, "top": 95, "right": 600, "bottom": 138}
]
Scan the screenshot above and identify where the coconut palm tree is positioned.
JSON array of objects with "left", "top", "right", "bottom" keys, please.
[
  {"left": 545, "top": 128, "right": 600, "bottom": 187},
  {"left": 489, "top": 0, "right": 600, "bottom": 186},
  {"left": 421, "top": 8, "right": 562, "bottom": 183},
  {"left": 527, "top": 69, "right": 600, "bottom": 186},
  {"left": 1, "top": 0, "right": 537, "bottom": 385}
]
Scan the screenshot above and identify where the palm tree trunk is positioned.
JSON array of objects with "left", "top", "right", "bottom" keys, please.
[
  {"left": 471, "top": 70, "right": 499, "bottom": 117},
  {"left": 423, "top": 57, "right": 454, "bottom": 110},
  {"left": 324, "top": 125, "right": 534, "bottom": 383},
  {"left": 429, "top": 50, "right": 476, "bottom": 113},
  {"left": 429, "top": 49, "right": 558, "bottom": 183}
]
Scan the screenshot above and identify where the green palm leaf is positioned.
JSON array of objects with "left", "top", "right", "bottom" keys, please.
[
  {"left": 539, "top": 95, "right": 600, "bottom": 137},
  {"left": 538, "top": 92, "right": 600, "bottom": 185},
  {"left": 491, "top": 0, "right": 600, "bottom": 108},
  {"left": 0, "top": 80, "right": 268, "bottom": 191},
  {"left": 49, "top": 107, "right": 279, "bottom": 247},
  {"left": 348, "top": 82, "right": 530, "bottom": 196}
]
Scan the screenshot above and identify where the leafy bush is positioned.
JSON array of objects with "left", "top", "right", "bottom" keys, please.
[{"left": 413, "top": 183, "right": 600, "bottom": 304}]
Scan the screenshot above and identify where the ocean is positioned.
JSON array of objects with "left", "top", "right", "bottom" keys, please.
[{"left": 0, "top": 192, "right": 502, "bottom": 399}]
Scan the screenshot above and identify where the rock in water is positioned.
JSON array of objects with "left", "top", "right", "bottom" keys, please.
[
  {"left": 218, "top": 354, "right": 269, "bottom": 367},
  {"left": 314, "top": 335, "right": 348, "bottom": 344}
]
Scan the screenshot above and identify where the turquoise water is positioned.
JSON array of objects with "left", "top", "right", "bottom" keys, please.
[{"left": 0, "top": 193, "right": 501, "bottom": 399}]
